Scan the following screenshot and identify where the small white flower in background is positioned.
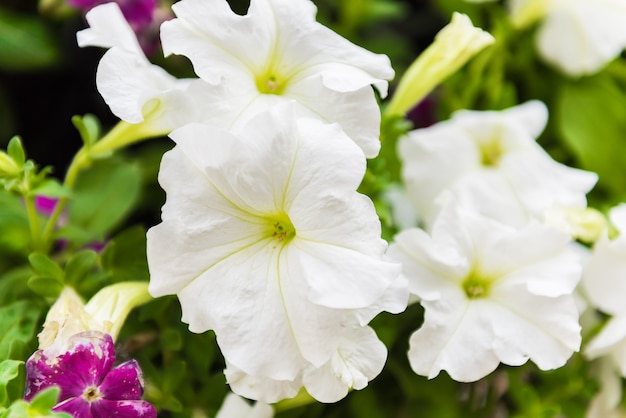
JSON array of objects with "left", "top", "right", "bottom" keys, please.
[
  {"left": 77, "top": 3, "right": 212, "bottom": 135},
  {"left": 215, "top": 393, "right": 273, "bottom": 418},
  {"left": 159, "top": 0, "right": 394, "bottom": 158},
  {"left": 509, "top": 0, "right": 626, "bottom": 77},
  {"left": 586, "top": 357, "right": 626, "bottom": 418},
  {"left": 147, "top": 104, "right": 402, "bottom": 397},
  {"left": 398, "top": 100, "right": 597, "bottom": 229},
  {"left": 583, "top": 204, "right": 626, "bottom": 376},
  {"left": 386, "top": 204, "right": 582, "bottom": 382}
]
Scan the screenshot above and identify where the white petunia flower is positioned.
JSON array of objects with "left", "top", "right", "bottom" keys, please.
[
  {"left": 510, "top": 0, "right": 626, "bottom": 77},
  {"left": 215, "top": 393, "right": 273, "bottom": 418},
  {"left": 398, "top": 101, "right": 597, "bottom": 229},
  {"left": 77, "top": 2, "right": 211, "bottom": 135},
  {"left": 147, "top": 104, "right": 401, "bottom": 387},
  {"left": 583, "top": 204, "right": 626, "bottom": 376},
  {"left": 387, "top": 204, "right": 582, "bottom": 382},
  {"left": 159, "top": 0, "right": 394, "bottom": 158}
]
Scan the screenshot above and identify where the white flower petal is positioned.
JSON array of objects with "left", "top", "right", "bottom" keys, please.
[
  {"left": 582, "top": 236, "right": 626, "bottom": 316},
  {"left": 408, "top": 297, "right": 500, "bottom": 382},
  {"left": 224, "top": 364, "right": 301, "bottom": 405},
  {"left": 303, "top": 326, "right": 387, "bottom": 403},
  {"left": 76, "top": 2, "right": 142, "bottom": 54},
  {"left": 537, "top": 0, "right": 626, "bottom": 76},
  {"left": 215, "top": 393, "right": 274, "bottom": 418},
  {"left": 489, "top": 283, "right": 581, "bottom": 370},
  {"left": 585, "top": 316, "right": 626, "bottom": 367}
]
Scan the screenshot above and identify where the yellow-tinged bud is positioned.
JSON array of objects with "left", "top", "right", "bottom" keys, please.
[
  {"left": 38, "top": 283, "right": 152, "bottom": 357},
  {"left": 384, "top": 12, "right": 495, "bottom": 118},
  {"left": 546, "top": 207, "right": 608, "bottom": 244},
  {"left": 0, "top": 151, "right": 20, "bottom": 178},
  {"left": 508, "top": 0, "right": 550, "bottom": 29}
]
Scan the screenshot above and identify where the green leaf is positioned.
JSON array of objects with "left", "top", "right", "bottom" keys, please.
[
  {"left": 557, "top": 75, "right": 626, "bottom": 198},
  {"left": 28, "top": 253, "right": 63, "bottom": 282},
  {"left": 101, "top": 226, "right": 149, "bottom": 282},
  {"left": 64, "top": 250, "right": 98, "bottom": 286},
  {"left": 0, "top": 360, "right": 22, "bottom": 406},
  {"left": 26, "top": 276, "right": 63, "bottom": 298},
  {"left": 6, "top": 137, "right": 24, "bottom": 168},
  {"left": 28, "top": 387, "right": 59, "bottom": 413},
  {"left": 0, "top": 301, "right": 41, "bottom": 362},
  {"left": 29, "top": 179, "right": 71, "bottom": 199},
  {"left": 71, "top": 114, "right": 101, "bottom": 148},
  {"left": 67, "top": 160, "right": 141, "bottom": 244},
  {"left": 0, "top": 8, "right": 60, "bottom": 71},
  {"left": 0, "top": 192, "right": 30, "bottom": 258}
]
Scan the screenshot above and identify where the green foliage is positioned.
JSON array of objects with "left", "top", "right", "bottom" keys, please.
[
  {"left": 72, "top": 115, "right": 102, "bottom": 150},
  {"left": 0, "top": 301, "right": 41, "bottom": 362},
  {"left": 557, "top": 74, "right": 626, "bottom": 202},
  {"left": 100, "top": 226, "right": 149, "bottom": 283},
  {"left": 62, "top": 159, "right": 141, "bottom": 245},
  {"left": 0, "top": 8, "right": 60, "bottom": 71},
  {"left": 0, "top": 387, "right": 71, "bottom": 418}
]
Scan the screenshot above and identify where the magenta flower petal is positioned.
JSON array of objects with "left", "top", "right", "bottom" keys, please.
[
  {"left": 91, "top": 399, "right": 157, "bottom": 418},
  {"left": 54, "top": 397, "right": 94, "bottom": 418},
  {"left": 35, "top": 196, "right": 58, "bottom": 216},
  {"left": 25, "top": 333, "right": 115, "bottom": 401},
  {"left": 68, "top": 0, "right": 157, "bottom": 27},
  {"left": 99, "top": 360, "right": 144, "bottom": 400}
]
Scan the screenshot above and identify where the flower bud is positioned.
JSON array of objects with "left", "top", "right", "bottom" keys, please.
[
  {"left": 384, "top": 12, "right": 494, "bottom": 118},
  {"left": 0, "top": 151, "right": 20, "bottom": 178}
]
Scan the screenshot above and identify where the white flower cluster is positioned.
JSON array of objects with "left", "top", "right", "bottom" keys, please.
[
  {"left": 78, "top": 0, "right": 406, "bottom": 404},
  {"left": 387, "top": 101, "right": 599, "bottom": 381}
]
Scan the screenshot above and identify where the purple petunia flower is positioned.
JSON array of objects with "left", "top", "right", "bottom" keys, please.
[{"left": 25, "top": 331, "right": 156, "bottom": 418}]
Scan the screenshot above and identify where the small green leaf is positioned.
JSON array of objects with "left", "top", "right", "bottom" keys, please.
[
  {"left": 28, "top": 253, "right": 63, "bottom": 282},
  {"left": 71, "top": 114, "right": 101, "bottom": 148},
  {"left": 29, "top": 179, "right": 71, "bottom": 199},
  {"left": 26, "top": 276, "right": 63, "bottom": 298},
  {"left": 64, "top": 250, "right": 98, "bottom": 286},
  {"left": 0, "top": 301, "right": 41, "bottom": 362},
  {"left": 0, "top": 360, "right": 22, "bottom": 406},
  {"left": 28, "top": 387, "right": 60, "bottom": 413},
  {"left": 6, "top": 137, "right": 24, "bottom": 168}
]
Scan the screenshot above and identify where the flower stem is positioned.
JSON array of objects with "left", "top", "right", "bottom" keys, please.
[
  {"left": 40, "top": 119, "right": 166, "bottom": 251},
  {"left": 273, "top": 388, "right": 317, "bottom": 413},
  {"left": 24, "top": 195, "right": 43, "bottom": 251}
]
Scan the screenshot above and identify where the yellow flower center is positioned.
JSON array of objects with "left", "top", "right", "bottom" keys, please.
[
  {"left": 255, "top": 72, "right": 286, "bottom": 95},
  {"left": 268, "top": 213, "right": 296, "bottom": 244},
  {"left": 82, "top": 385, "right": 103, "bottom": 403},
  {"left": 462, "top": 271, "right": 492, "bottom": 299},
  {"left": 479, "top": 137, "right": 504, "bottom": 167}
]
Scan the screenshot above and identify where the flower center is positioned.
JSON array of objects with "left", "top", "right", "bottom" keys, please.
[
  {"left": 81, "top": 385, "right": 103, "bottom": 403},
  {"left": 462, "top": 272, "right": 491, "bottom": 299},
  {"left": 479, "top": 137, "right": 503, "bottom": 167},
  {"left": 256, "top": 73, "right": 286, "bottom": 95},
  {"left": 268, "top": 214, "right": 296, "bottom": 244}
]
